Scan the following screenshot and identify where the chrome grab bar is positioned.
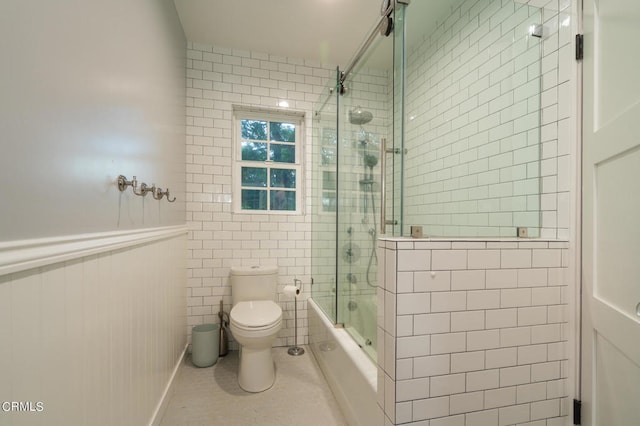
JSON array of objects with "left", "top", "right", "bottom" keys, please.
[{"left": 380, "top": 139, "right": 400, "bottom": 234}]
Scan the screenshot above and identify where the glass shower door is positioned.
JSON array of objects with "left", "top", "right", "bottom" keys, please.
[
  {"left": 311, "top": 72, "right": 339, "bottom": 321},
  {"left": 336, "top": 29, "right": 393, "bottom": 361}
]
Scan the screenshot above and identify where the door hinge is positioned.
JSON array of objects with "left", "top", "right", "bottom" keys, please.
[
  {"left": 573, "top": 399, "right": 582, "bottom": 425},
  {"left": 576, "top": 34, "right": 584, "bottom": 60}
]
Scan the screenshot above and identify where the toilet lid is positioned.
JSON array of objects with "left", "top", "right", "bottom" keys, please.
[{"left": 230, "top": 301, "right": 282, "bottom": 328}]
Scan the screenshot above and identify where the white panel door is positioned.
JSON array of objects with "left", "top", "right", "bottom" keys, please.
[{"left": 582, "top": 0, "right": 640, "bottom": 425}]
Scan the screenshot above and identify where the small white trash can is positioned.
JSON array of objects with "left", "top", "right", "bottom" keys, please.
[{"left": 191, "top": 323, "right": 220, "bottom": 367}]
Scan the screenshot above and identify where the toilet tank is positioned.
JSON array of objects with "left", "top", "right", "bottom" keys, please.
[{"left": 230, "top": 265, "right": 278, "bottom": 306}]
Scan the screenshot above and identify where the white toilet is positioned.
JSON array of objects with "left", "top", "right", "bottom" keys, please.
[{"left": 229, "top": 265, "right": 283, "bottom": 392}]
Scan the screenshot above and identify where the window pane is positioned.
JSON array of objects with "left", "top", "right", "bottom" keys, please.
[
  {"left": 242, "top": 189, "right": 267, "bottom": 210},
  {"left": 271, "top": 169, "right": 296, "bottom": 188},
  {"left": 270, "top": 122, "right": 296, "bottom": 142},
  {"left": 270, "top": 144, "right": 295, "bottom": 163},
  {"left": 241, "top": 141, "right": 268, "bottom": 161},
  {"left": 270, "top": 190, "right": 296, "bottom": 211},
  {"left": 241, "top": 167, "right": 267, "bottom": 187},
  {"left": 241, "top": 120, "right": 267, "bottom": 140}
]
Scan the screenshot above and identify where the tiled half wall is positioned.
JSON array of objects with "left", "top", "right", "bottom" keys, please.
[{"left": 377, "top": 238, "right": 569, "bottom": 425}]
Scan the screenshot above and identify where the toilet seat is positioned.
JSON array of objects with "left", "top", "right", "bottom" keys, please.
[{"left": 230, "top": 300, "right": 282, "bottom": 330}]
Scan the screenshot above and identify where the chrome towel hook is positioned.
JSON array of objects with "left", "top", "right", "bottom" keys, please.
[
  {"left": 136, "top": 182, "right": 152, "bottom": 197},
  {"left": 152, "top": 186, "right": 164, "bottom": 200},
  {"left": 117, "top": 175, "right": 176, "bottom": 202},
  {"left": 117, "top": 175, "right": 136, "bottom": 192},
  {"left": 164, "top": 189, "right": 177, "bottom": 202},
  {"left": 151, "top": 186, "right": 176, "bottom": 202}
]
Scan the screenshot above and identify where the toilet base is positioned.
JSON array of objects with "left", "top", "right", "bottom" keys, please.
[{"left": 238, "top": 346, "right": 276, "bottom": 392}]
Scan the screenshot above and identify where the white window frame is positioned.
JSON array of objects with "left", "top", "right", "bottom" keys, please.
[{"left": 232, "top": 107, "right": 305, "bottom": 215}]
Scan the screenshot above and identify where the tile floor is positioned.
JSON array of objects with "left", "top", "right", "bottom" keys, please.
[{"left": 159, "top": 346, "right": 348, "bottom": 426}]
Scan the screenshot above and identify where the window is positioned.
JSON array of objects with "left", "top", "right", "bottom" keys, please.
[{"left": 233, "top": 108, "right": 304, "bottom": 214}]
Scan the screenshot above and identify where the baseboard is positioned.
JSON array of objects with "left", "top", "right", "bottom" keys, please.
[{"left": 149, "top": 343, "right": 189, "bottom": 426}]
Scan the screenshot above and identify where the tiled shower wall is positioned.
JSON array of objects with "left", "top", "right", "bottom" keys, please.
[
  {"left": 185, "top": 42, "right": 334, "bottom": 347},
  {"left": 377, "top": 238, "right": 569, "bottom": 425},
  {"left": 403, "top": 0, "right": 574, "bottom": 239}
]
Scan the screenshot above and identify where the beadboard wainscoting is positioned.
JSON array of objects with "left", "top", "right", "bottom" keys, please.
[
  {"left": 377, "top": 238, "right": 570, "bottom": 426},
  {"left": 0, "top": 226, "right": 187, "bottom": 426}
]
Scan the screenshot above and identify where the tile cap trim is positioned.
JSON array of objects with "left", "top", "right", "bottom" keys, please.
[{"left": 379, "top": 237, "right": 569, "bottom": 243}]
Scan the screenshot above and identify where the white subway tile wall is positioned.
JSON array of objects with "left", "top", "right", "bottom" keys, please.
[
  {"left": 185, "top": 41, "right": 334, "bottom": 348},
  {"left": 402, "top": 0, "right": 573, "bottom": 239},
  {"left": 377, "top": 238, "right": 569, "bottom": 425},
  {"left": 185, "top": 1, "right": 573, "bottom": 343},
  {"left": 186, "top": 0, "right": 576, "bottom": 423}
]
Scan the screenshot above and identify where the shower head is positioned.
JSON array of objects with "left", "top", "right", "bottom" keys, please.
[
  {"left": 364, "top": 153, "right": 378, "bottom": 168},
  {"left": 349, "top": 107, "right": 373, "bottom": 125}
]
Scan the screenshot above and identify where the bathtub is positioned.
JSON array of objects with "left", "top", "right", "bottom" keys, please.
[
  {"left": 308, "top": 298, "right": 381, "bottom": 426},
  {"left": 344, "top": 292, "right": 378, "bottom": 361}
]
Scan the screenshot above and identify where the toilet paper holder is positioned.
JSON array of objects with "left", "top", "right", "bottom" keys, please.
[{"left": 288, "top": 278, "right": 305, "bottom": 356}]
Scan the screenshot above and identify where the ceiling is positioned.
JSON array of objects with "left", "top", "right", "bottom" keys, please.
[
  {"left": 173, "top": 0, "right": 466, "bottom": 68},
  {"left": 173, "top": 0, "right": 380, "bottom": 67}
]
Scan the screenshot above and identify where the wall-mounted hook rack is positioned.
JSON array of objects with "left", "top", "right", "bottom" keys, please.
[
  {"left": 117, "top": 175, "right": 137, "bottom": 191},
  {"left": 151, "top": 186, "right": 176, "bottom": 202},
  {"left": 117, "top": 175, "right": 176, "bottom": 202},
  {"left": 152, "top": 186, "right": 163, "bottom": 200}
]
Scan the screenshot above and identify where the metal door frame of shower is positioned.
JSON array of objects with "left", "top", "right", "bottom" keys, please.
[
  {"left": 338, "top": 0, "right": 409, "bottom": 239},
  {"left": 339, "top": 0, "right": 410, "bottom": 93},
  {"left": 330, "top": 1, "right": 410, "bottom": 343},
  {"left": 310, "top": 0, "right": 411, "bottom": 328}
]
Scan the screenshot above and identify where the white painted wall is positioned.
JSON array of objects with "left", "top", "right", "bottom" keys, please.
[
  {"left": 0, "top": 0, "right": 186, "bottom": 241},
  {"left": 0, "top": 1, "right": 188, "bottom": 424},
  {"left": 0, "top": 230, "right": 187, "bottom": 426}
]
